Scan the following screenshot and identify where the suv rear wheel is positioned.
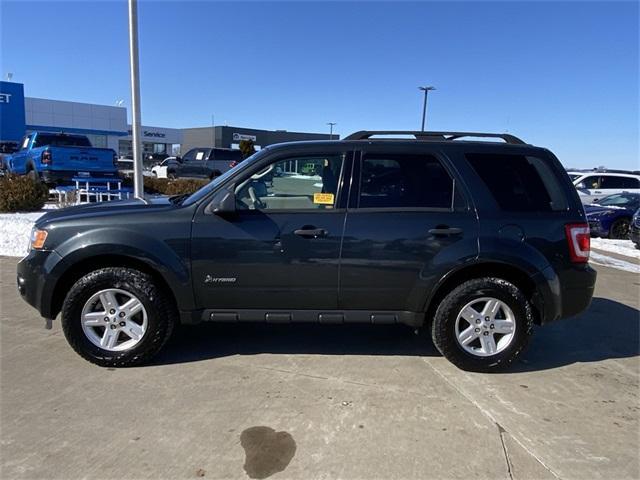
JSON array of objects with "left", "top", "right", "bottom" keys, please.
[
  {"left": 61, "top": 267, "right": 175, "bottom": 367},
  {"left": 431, "top": 277, "right": 533, "bottom": 372}
]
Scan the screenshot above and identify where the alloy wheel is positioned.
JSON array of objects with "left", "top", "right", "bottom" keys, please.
[
  {"left": 454, "top": 297, "right": 516, "bottom": 357},
  {"left": 81, "top": 288, "right": 148, "bottom": 352}
]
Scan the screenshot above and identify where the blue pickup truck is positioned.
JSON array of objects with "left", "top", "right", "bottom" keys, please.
[{"left": 5, "top": 132, "right": 118, "bottom": 184}]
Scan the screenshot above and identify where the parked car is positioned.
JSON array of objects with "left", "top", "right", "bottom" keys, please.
[
  {"left": 150, "top": 157, "right": 177, "bottom": 178},
  {"left": 116, "top": 157, "right": 134, "bottom": 179},
  {"left": 584, "top": 192, "right": 640, "bottom": 239},
  {"left": 167, "top": 147, "right": 243, "bottom": 179},
  {"left": 5, "top": 132, "right": 118, "bottom": 185},
  {"left": 568, "top": 170, "right": 640, "bottom": 204},
  {"left": 17, "top": 130, "right": 596, "bottom": 372},
  {"left": 144, "top": 152, "right": 169, "bottom": 169},
  {"left": 629, "top": 209, "right": 640, "bottom": 249}
]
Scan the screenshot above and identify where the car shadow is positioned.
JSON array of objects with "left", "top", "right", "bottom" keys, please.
[
  {"left": 153, "top": 297, "right": 639, "bottom": 371},
  {"left": 508, "top": 297, "right": 639, "bottom": 373}
]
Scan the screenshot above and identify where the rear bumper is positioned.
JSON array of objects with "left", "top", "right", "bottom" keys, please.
[
  {"left": 40, "top": 170, "right": 119, "bottom": 185},
  {"left": 532, "top": 264, "right": 597, "bottom": 324}
]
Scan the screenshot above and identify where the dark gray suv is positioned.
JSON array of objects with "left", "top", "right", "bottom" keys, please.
[{"left": 17, "top": 131, "right": 596, "bottom": 371}]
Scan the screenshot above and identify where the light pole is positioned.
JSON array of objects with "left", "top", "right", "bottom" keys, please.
[
  {"left": 128, "top": 0, "right": 144, "bottom": 198},
  {"left": 418, "top": 86, "right": 435, "bottom": 131},
  {"left": 327, "top": 122, "right": 336, "bottom": 140}
]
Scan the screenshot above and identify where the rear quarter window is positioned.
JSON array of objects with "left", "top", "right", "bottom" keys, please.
[{"left": 466, "top": 153, "right": 569, "bottom": 212}]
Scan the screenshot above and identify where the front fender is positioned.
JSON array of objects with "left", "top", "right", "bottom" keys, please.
[{"left": 50, "top": 228, "right": 194, "bottom": 311}]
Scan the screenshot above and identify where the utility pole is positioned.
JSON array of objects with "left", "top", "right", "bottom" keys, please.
[
  {"left": 418, "top": 86, "right": 435, "bottom": 131},
  {"left": 128, "top": 0, "right": 144, "bottom": 198},
  {"left": 327, "top": 122, "right": 336, "bottom": 140}
]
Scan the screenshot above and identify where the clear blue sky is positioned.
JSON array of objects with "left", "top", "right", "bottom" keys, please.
[{"left": 1, "top": 1, "right": 638, "bottom": 169}]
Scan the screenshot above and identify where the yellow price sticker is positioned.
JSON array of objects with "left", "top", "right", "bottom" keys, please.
[{"left": 313, "top": 193, "right": 335, "bottom": 205}]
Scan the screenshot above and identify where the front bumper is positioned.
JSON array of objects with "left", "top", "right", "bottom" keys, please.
[{"left": 17, "top": 249, "right": 64, "bottom": 319}]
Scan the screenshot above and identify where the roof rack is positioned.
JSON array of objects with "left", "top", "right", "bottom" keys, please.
[{"left": 343, "top": 130, "right": 526, "bottom": 145}]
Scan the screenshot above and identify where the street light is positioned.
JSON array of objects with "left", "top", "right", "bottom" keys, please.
[
  {"left": 327, "top": 122, "right": 337, "bottom": 140},
  {"left": 128, "top": 0, "right": 144, "bottom": 199},
  {"left": 418, "top": 86, "right": 436, "bottom": 131}
]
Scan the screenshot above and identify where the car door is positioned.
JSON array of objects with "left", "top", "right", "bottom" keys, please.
[
  {"left": 575, "top": 175, "right": 602, "bottom": 203},
  {"left": 181, "top": 148, "right": 208, "bottom": 177},
  {"left": 339, "top": 144, "right": 478, "bottom": 312},
  {"left": 191, "top": 147, "right": 352, "bottom": 312},
  {"left": 600, "top": 175, "right": 640, "bottom": 199}
]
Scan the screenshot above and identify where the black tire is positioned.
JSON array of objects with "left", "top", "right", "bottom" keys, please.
[
  {"left": 609, "top": 218, "right": 631, "bottom": 240},
  {"left": 167, "top": 170, "right": 177, "bottom": 180},
  {"left": 61, "top": 267, "right": 175, "bottom": 367},
  {"left": 431, "top": 277, "right": 533, "bottom": 372}
]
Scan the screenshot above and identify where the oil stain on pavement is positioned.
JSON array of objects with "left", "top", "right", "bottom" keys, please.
[{"left": 240, "top": 426, "right": 296, "bottom": 479}]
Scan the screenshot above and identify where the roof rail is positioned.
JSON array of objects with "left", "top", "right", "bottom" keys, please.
[{"left": 343, "top": 130, "right": 526, "bottom": 145}]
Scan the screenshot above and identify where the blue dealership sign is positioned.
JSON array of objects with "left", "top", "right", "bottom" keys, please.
[{"left": 0, "top": 81, "right": 26, "bottom": 142}]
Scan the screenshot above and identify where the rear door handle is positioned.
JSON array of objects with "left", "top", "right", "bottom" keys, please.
[
  {"left": 428, "top": 227, "right": 463, "bottom": 236},
  {"left": 294, "top": 228, "right": 328, "bottom": 239}
]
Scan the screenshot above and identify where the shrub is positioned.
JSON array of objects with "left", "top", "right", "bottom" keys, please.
[
  {"left": 0, "top": 174, "right": 49, "bottom": 212},
  {"left": 142, "top": 177, "right": 209, "bottom": 196}
]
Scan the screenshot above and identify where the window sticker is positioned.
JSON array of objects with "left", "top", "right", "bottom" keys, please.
[
  {"left": 195, "top": 152, "right": 204, "bottom": 160},
  {"left": 313, "top": 193, "right": 335, "bottom": 205}
]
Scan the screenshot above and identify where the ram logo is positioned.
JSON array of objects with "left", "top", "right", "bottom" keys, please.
[{"left": 204, "top": 275, "right": 237, "bottom": 284}]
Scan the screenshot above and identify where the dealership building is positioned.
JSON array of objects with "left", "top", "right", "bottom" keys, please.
[{"left": 1, "top": 81, "right": 336, "bottom": 157}]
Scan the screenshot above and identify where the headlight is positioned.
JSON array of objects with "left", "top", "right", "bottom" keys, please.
[{"left": 29, "top": 228, "right": 48, "bottom": 250}]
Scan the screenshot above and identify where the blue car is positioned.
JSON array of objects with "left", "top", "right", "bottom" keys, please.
[{"left": 585, "top": 192, "right": 640, "bottom": 239}]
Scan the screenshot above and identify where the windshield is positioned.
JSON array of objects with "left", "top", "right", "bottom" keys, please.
[
  {"left": 182, "top": 149, "right": 270, "bottom": 206},
  {"left": 594, "top": 193, "right": 640, "bottom": 208},
  {"left": 568, "top": 174, "right": 581, "bottom": 181}
]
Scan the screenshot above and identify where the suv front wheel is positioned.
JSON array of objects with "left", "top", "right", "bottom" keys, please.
[
  {"left": 61, "top": 267, "right": 175, "bottom": 367},
  {"left": 431, "top": 277, "right": 533, "bottom": 372}
]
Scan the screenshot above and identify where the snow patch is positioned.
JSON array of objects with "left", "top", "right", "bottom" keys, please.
[
  {"left": 590, "top": 252, "right": 640, "bottom": 274},
  {"left": 591, "top": 238, "right": 640, "bottom": 260},
  {"left": 0, "top": 211, "right": 46, "bottom": 257}
]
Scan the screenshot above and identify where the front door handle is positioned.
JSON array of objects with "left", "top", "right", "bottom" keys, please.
[
  {"left": 428, "top": 226, "right": 463, "bottom": 236},
  {"left": 294, "top": 228, "right": 328, "bottom": 239}
]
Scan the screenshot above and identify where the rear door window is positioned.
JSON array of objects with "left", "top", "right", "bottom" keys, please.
[
  {"left": 600, "top": 176, "right": 640, "bottom": 189},
  {"left": 358, "top": 154, "right": 454, "bottom": 209},
  {"left": 466, "top": 153, "right": 569, "bottom": 212}
]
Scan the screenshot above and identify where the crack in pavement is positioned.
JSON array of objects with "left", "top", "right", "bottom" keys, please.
[
  {"left": 497, "top": 422, "right": 514, "bottom": 480},
  {"left": 423, "top": 358, "right": 562, "bottom": 480}
]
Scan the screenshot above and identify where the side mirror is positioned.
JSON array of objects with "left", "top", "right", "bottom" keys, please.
[{"left": 206, "top": 190, "right": 236, "bottom": 216}]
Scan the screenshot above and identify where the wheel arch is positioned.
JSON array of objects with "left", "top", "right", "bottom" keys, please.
[
  {"left": 423, "top": 261, "right": 541, "bottom": 326},
  {"left": 50, "top": 254, "right": 180, "bottom": 321}
]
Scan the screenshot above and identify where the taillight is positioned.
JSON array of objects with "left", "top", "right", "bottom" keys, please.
[
  {"left": 41, "top": 150, "right": 52, "bottom": 165},
  {"left": 565, "top": 223, "right": 590, "bottom": 263}
]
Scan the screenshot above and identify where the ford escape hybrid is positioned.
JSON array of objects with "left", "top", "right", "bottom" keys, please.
[{"left": 17, "top": 131, "right": 597, "bottom": 371}]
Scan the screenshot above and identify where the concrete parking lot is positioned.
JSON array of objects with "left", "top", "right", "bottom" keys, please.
[{"left": 1, "top": 256, "right": 638, "bottom": 480}]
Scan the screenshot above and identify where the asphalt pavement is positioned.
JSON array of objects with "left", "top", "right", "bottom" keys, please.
[{"left": 0, "top": 256, "right": 638, "bottom": 480}]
